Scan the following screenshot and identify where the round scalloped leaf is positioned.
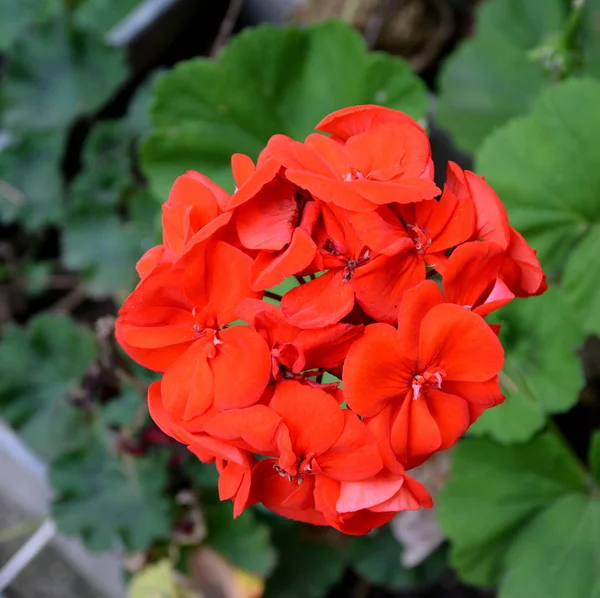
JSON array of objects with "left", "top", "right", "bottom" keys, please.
[
  {"left": 477, "top": 78, "right": 600, "bottom": 331},
  {"left": 437, "top": 433, "right": 589, "bottom": 589}
]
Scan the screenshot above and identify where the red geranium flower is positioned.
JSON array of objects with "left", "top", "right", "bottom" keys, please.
[
  {"left": 343, "top": 280, "right": 505, "bottom": 467},
  {"left": 265, "top": 107, "right": 440, "bottom": 212}
]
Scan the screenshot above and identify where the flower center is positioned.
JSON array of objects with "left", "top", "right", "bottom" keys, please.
[
  {"left": 342, "top": 248, "right": 371, "bottom": 282},
  {"left": 412, "top": 366, "right": 446, "bottom": 400},
  {"left": 273, "top": 457, "right": 314, "bottom": 485},
  {"left": 344, "top": 168, "right": 365, "bottom": 181},
  {"left": 407, "top": 224, "right": 432, "bottom": 254}
]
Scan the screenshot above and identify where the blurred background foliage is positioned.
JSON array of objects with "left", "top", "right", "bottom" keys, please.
[{"left": 1, "top": 1, "right": 599, "bottom": 597}]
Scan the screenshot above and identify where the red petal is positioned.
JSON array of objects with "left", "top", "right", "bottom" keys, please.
[
  {"left": 443, "top": 241, "right": 506, "bottom": 308},
  {"left": 316, "top": 105, "right": 421, "bottom": 140},
  {"left": 161, "top": 339, "right": 214, "bottom": 422},
  {"left": 391, "top": 393, "right": 442, "bottom": 463},
  {"left": 501, "top": 227, "right": 545, "bottom": 297},
  {"left": 236, "top": 182, "right": 297, "bottom": 250},
  {"left": 202, "top": 405, "right": 282, "bottom": 454},
  {"left": 364, "top": 406, "right": 405, "bottom": 474},
  {"left": 369, "top": 472, "right": 433, "bottom": 512},
  {"left": 228, "top": 157, "right": 280, "bottom": 209},
  {"left": 270, "top": 380, "right": 344, "bottom": 457},
  {"left": 415, "top": 183, "right": 475, "bottom": 253},
  {"left": 294, "top": 323, "right": 363, "bottom": 371},
  {"left": 349, "top": 178, "right": 440, "bottom": 205},
  {"left": 184, "top": 240, "right": 261, "bottom": 327},
  {"left": 285, "top": 170, "right": 378, "bottom": 212},
  {"left": 418, "top": 304, "right": 505, "bottom": 382},
  {"left": 281, "top": 269, "right": 355, "bottom": 328},
  {"left": 456, "top": 166, "right": 510, "bottom": 248},
  {"left": 211, "top": 326, "right": 271, "bottom": 411},
  {"left": 163, "top": 172, "right": 221, "bottom": 253},
  {"left": 250, "top": 461, "right": 327, "bottom": 526},
  {"left": 231, "top": 153, "right": 256, "bottom": 187},
  {"left": 425, "top": 388, "right": 471, "bottom": 450},
  {"left": 343, "top": 323, "right": 412, "bottom": 418},
  {"left": 443, "top": 378, "right": 505, "bottom": 410},
  {"left": 473, "top": 277, "right": 514, "bottom": 317},
  {"left": 349, "top": 207, "right": 414, "bottom": 257},
  {"left": 352, "top": 253, "right": 426, "bottom": 324},
  {"left": 316, "top": 410, "right": 383, "bottom": 481},
  {"left": 136, "top": 245, "right": 165, "bottom": 279},
  {"left": 250, "top": 227, "right": 317, "bottom": 291},
  {"left": 336, "top": 470, "right": 404, "bottom": 512},
  {"left": 396, "top": 280, "right": 444, "bottom": 364}
]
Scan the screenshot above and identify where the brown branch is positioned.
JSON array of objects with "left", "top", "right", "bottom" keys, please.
[
  {"left": 264, "top": 290, "right": 282, "bottom": 301},
  {"left": 294, "top": 275, "right": 306, "bottom": 285},
  {"left": 210, "top": 0, "right": 245, "bottom": 58}
]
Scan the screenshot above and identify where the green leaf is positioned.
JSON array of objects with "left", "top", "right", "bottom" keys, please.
[
  {"left": 51, "top": 442, "right": 170, "bottom": 551},
  {"left": 437, "top": 432, "right": 588, "bottom": 588},
  {"left": 62, "top": 189, "right": 156, "bottom": 299},
  {"left": 500, "top": 494, "right": 600, "bottom": 598},
  {"left": 141, "top": 20, "right": 427, "bottom": 197},
  {"left": 61, "top": 209, "right": 141, "bottom": 297},
  {"left": 437, "top": 0, "right": 566, "bottom": 152},
  {"left": 0, "top": 0, "right": 60, "bottom": 51},
  {"left": 563, "top": 226, "right": 600, "bottom": 333},
  {"left": 470, "top": 289, "right": 583, "bottom": 443},
  {"left": 347, "top": 528, "right": 446, "bottom": 590},
  {"left": 0, "top": 314, "right": 97, "bottom": 458},
  {"left": 582, "top": 0, "right": 600, "bottom": 78},
  {"left": 102, "top": 384, "right": 144, "bottom": 429},
  {"left": 589, "top": 431, "right": 600, "bottom": 485},
  {"left": 204, "top": 502, "right": 276, "bottom": 576},
  {"left": 70, "top": 120, "right": 133, "bottom": 208},
  {"left": 263, "top": 522, "right": 345, "bottom": 598},
  {"left": 0, "top": 130, "right": 65, "bottom": 227},
  {"left": 477, "top": 78, "right": 600, "bottom": 330},
  {"left": 477, "top": 78, "right": 600, "bottom": 274},
  {"left": 1, "top": 16, "right": 126, "bottom": 132}
]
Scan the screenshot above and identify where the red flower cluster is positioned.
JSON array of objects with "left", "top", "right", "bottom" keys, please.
[{"left": 116, "top": 105, "right": 545, "bottom": 535}]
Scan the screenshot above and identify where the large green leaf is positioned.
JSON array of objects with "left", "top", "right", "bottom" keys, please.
[
  {"left": 436, "top": 0, "right": 566, "bottom": 152},
  {"left": 1, "top": 16, "right": 126, "bottom": 132},
  {"left": 141, "top": 20, "right": 427, "bottom": 197},
  {"left": 562, "top": 226, "right": 600, "bottom": 333},
  {"left": 51, "top": 442, "right": 171, "bottom": 551},
  {"left": 477, "top": 78, "right": 600, "bottom": 331},
  {"left": 203, "top": 502, "right": 276, "bottom": 576},
  {"left": 0, "top": 314, "right": 97, "bottom": 458},
  {"left": 0, "top": 130, "right": 65, "bottom": 227},
  {"left": 263, "top": 522, "right": 345, "bottom": 598},
  {"left": 437, "top": 432, "right": 592, "bottom": 593},
  {"left": 470, "top": 288, "right": 583, "bottom": 443},
  {"left": 500, "top": 494, "right": 600, "bottom": 598}
]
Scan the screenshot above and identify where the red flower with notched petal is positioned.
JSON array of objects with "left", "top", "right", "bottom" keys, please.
[
  {"left": 136, "top": 171, "right": 232, "bottom": 279},
  {"left": 265, "top": 107, "right": 440, "bottom": 212},
  {"left": 343, "top": 280, "right": 505, "bottom": 468},
  {"left": 447, "top": 162, "right": 546, "bottom": 297}
]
